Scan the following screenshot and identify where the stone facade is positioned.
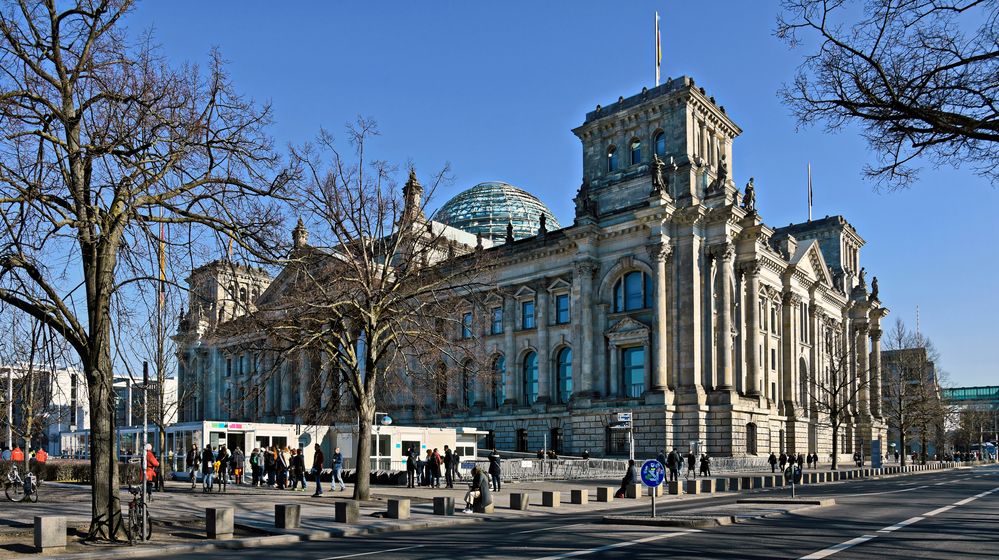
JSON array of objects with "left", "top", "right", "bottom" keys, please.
[{"left": 176, "top": 76, "right": 889, "bottom": 459}]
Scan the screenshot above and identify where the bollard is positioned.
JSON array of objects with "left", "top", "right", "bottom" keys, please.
[
  {"left": 668, "top": 479, "right": 683, "bottom": 495},
  {"left": 335, "top": 501, "right": 360, "bottom": 524},
  {"left": 388, "top": 498, "right": 410, "bottom": 520},
  {"left": 625, "top": 483, "right": 643, "bottom": 499},
  {"left": 33, "top": 516, "right": 66, "bottom": 553},
  {"left": 542, "top": 491, "right": 560, "bottom": 508},
  {"left": 685, "top": 479, "right": 701, "bottom": 495},
  {"left": 700, "top": 479, "right": 714, "bottom": 493},
  {"left": 510, "top": 492, "right": 530, "bottom": 510},
  {"left": 728, "top": 477, "right": 743, "bottom": 491},
  {"left": 751, "top": 476, "right": 764, "bottom": 489},
  {"left": 571, "top": 489, "right": 588, "bottom": 505},
  {"left": 473, "top": 500, "right": 494, "bottom": 514},
  {"left": 433, "top": 497, "right": 455, "bottom": 516},
  {"left": 714, "top": 478, "right": 729, "bottom": 492},
  {"left": 763, "top": 475, "right": 776, "bottom": 488},
  {"left": 206, "top": 507, "right": 234, "bottom": 540},
  {"left": 741, "top": 476, "right": 753, "bottom": 490},
  {"left": 275, "top": 504, "right": 301, "bottom": 529},
  {"left": 596, "top": 487, "right": 614, "bottom": 502}
]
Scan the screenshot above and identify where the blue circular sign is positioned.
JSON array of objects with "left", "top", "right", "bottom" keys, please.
[{"left": 640, "top": 459, "right": 666, "bottom": 487}]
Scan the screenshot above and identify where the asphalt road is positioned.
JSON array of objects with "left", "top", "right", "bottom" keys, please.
[{"left": 159, "top": 465, "right": 999, "bottom": 560}]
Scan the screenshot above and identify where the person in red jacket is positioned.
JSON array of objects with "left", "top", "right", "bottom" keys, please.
[
  {"left": 145, "top": 444, "right": 159, "bottom": 497},
  {"left": 10, "top": 446, "right": 24, "bottom": 462}
]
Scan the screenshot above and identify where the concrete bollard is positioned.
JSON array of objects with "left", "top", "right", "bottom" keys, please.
[
  {"left": 685, "top": 479, "right": 701, "bottom": 495},
  {"left": 741, "top": 476, "right": 753, "bottom": 490},
  {"left": 388, "top": 498, "right": 411, "bottom": 519},
  {"left": 433, "top": 497, "right": 455, "bottom": 516},
  {"left": 752, "top": 476, "right": 764, "bottom": 489},
  {"left": 700, "top": 479, "right": 714, "bottom": 493},
  {"left": 649, "top": 483, "right": 664, "bottom": 497},
  {"left": 715, "top": 478, "right": 729, "bottom": 492},
  {"left": 596, "top": 487, "right": 614, "bottom": 502},
  {"left": 571, "top": 489, "right": 588, "bottom": 505},
  {"left": 763, "top": 475, "right": 776, "bottom": 488},
  {"left": 625, "top": 483, "right": 643, "bottom": 499},
  {"left": 33, "top": 516, "right": 66, "bottom": 553},
  {"left": 335, "top": 501, "right": 360, "bottom": 524},
  {"left": 668, "top": 480, "right": 683, "bottom": 495},
  {"left": 206, "top": 507, "right": 234, "bottom": 540},
  {"left": 542, "top": 491, "right": 560, "bottom": 508},
  {"left": 275, "top": 504, "right": 301, "bottom": 529},
  {"left": 473, "top": 501, "right": 495, "bottom": 514},
  {"left": 729, "top": 477, "right": 743, "bottom": 491},
  {"left": 510, "top": 492, "right": 530, "bottom": 510}
]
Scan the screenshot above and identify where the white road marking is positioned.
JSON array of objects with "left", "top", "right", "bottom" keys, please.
[
  {"left": 531, "top": 529, "right": 700, "bottom": 560},
  {"left": 877, "top": 516, "right": 923, "bottom": 533},
  {"left": 318, "top": 545, "right": 425, "bottom": 559},
  {"left": 924, "top": 505, "right": 954, "bottom": 516},
  {"left": 514, "top": 522, "right": 586, "bottom": 534},
  {"left": 800, "top": 535, "right": 878, "bottom": 559},
  {"left": 840, "top": 484, "right": 928, "bottom": 497},
  {"left": 934, "top": 481, "right": 947, "bottom": 485}
]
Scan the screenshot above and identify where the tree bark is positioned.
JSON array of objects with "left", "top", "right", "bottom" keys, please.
[{"left": 353, "top": 397, "right": 374, "bottom": 501}]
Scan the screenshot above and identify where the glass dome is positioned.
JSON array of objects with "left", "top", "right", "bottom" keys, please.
[{"left": 434, "top": 181, "right": 561, "bottom": 242}]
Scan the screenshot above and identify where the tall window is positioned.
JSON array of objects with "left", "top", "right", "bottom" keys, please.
[
  {"left": 490, "top": 306, "right": 503, "bottom": 335},
  {"left": 493, "top": 355, "right": 506, "bottom": 407},
  {"left": 630, "top": 139, "right": 642, "bottom": 165},
  {"left": 226, "top": 358, "right": 232, "bottom": 377},
  {"left": 746, "top": 423, "right": 758, "bottom": 454},
  {"left": 607, "top": 146, "right": 618, "bottom": 172},
  {"left": 654, "top": 131, "right": 666, "bottom": 157},
  {"left": 516, "top": 428, "right": 529, "bottom": 452},
  {"left": 555, "top": 293, "right": 570, "bottom": 324},
  {"left": 613, "top": 271, "right": 653, "bottom": 312},
  {"left": 521, "top": 300, "right": 536, "bottom": 329},
  {"left": 436, "top": 364, "right": 448, "bottom": 410},
  {"left": 462, "top": 360, "right": 474, "bottom": 408},
  {"left": 550, "top": 427, "right": 564, "bottom": 454},
  {"left": 523, "top": 351, "right": 539, "bottom": 404},
  {"left": 461, "top": 312, "right": 473, "bottom": 339},
  {"left": 622, "top": 346, "right": 645, "bottom": 397},
  {"left": 556, "top": 347, "right": 573, "bottom": 404}
]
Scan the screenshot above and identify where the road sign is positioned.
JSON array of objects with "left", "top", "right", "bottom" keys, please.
[
  {"left": 640, "top": 459, "right": 665, "bottom": 487},
  {"left": 617, "top": 412, "right": 633, "bottom": 423}
]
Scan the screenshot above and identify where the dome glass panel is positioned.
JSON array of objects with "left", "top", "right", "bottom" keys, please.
[{"left": 433, "top": 181, "right": 561, "bottom": 241}]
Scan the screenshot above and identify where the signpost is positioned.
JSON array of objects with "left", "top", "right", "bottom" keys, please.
[
  {"left": 871, "top": 439, "right": 882, "bottom": 469},
  {"left": 640, "top": 459, "right": 666, "bottom": 517}
]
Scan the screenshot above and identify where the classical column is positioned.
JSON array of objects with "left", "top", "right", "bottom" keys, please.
[
  {"left": 573, "top": 260, "right": 598, "bottom": 396},
  {"left": 595, "top": 303, "right": 609, "bottom": 396},
  {"left": 855, "top": 323, "right": 870, "bottom": 417},
  {"left": 741, "top": 261, "right": 762, "bottom": 396},
  {"left": 503, "top": 296, "right": 516, "bottom": 404},
  {"left": 713, "top": 243, "right": 735, "bottom": 390},
  {"left": 297, "top": 349, "right": 310, "bottom": 417},
  {"left": 536, "top": 282, "right": 550, "bottom": 402},
  {"left": 648, "top": 242, "right": 673, "bottom": 390},
  {"left": 869, "top": 327, "right": 883, "bottom": 418}
]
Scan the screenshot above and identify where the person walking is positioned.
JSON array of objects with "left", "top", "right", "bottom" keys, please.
[
  {"left": 452, "top": 449, "right": 463, "bottom": 481},
  {"left": 200, "top": 445, "right": 215, "bottom": 493},
  {"left": 487, "top": 448, "right": 502, "bottom": 492},
  {"left": 797, "top": 452, "right": 805, "bottom": 469},
  {"left": 292, "top": 447, "right": 307, "bottom": 491},
  {"left": 431, "top": 448, "right": 443, "bottom": 488},
  {"left": 233, "top": 447, "right": 245, "bottom": 485},
  {"left": 311, "top": 444, "right": 325, "bottom": 497},
  {"left": 331, "top": 447, "right": 346, "bottom": 491},
  {"left": 216, "top": 445, "right": 230, "bottom": 493},
  {"left": 699, "top": 453, "right": 711, "bottom": 477},
  {"left": 187, "top": 444, "right": 200, "bottom": 489},
  {"left": 276, "top": 446, "right": 289, "bottom": 490},
  {"left": 144, "top": 444, "right": 159, "bottom": 498},
  {"left": 779, "top": 451, "right": 788, "bottom": 472},
  {"left": 666, "top": 448, "right": 680, "bottom": 482},
  {"left": 685, "top": 450, "right": 697, "bottom": 480},
  {"left": 768, "top": 452, "right": 778, "bottom": 473},
  {"left": 406, "top": 447, "right": 417, "bottom": 488},
  {"left": 443, "top": 446, "right": 455, "bottom": 489}
]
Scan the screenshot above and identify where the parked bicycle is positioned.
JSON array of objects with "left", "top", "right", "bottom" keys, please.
[
  {"left": 124, "top": 485, "right": 151, "bottom": 544},
  {"left": 4, "top": 465, "right": 38, "bottom": 503}
]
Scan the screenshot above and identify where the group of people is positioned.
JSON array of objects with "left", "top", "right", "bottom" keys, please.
[
  {"left": 405, "top": 445, "right": 463, "bottom": 489},
  {"left": 767, "top": 451, "right": 819, "bottom": 472},
  {"left": 655, "top": 448, "right": 710, "bottom": 482},
  {"left": 185, "top": 443, "right": 346, "bottom": 495}
]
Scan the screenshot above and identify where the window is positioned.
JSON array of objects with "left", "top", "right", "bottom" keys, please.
[
  {"left": 746, "top": 423, "right": 758, "bottom": 455},
  {"left": 622, "top": 346, "right": 646, "bottom": 397},
  {"left": 490, "top": 306, "right": 503, "bottom": 335},
  {"left": 630, "top": 139, "right": 641, "bottom": 165},
  {"left": 462, "top": 361, "right": 474, "bottom": 408},
  {"left": 654, "top": 131, "right": 666, "bottom": 157},
  {"left": 461, "top": 312, "right": 473, "bottom": 339},
  {"left": 521, "top": 300, "right": 536, "bottom": 329},
  {"left": 493, "top": 355, "right": 506, "bottom": 407},
  {"left": 523, "top": 351, "right": 539, "bottom": 404},
  {"left": 550, "top": 427, "right": 564, "bottom": 454},
  {"left": 556, "top": 348, "right": 573, "bottom": 404},
  {"left": 555, "top": 294, "right": 570, "bottom": 324},
  {"left": 516, "top": 429, "right": 529, "bottom": 452},
  {"left": 613, "top": 271, "right": 653, "bottom": 312},
  {"left": 607, "top": 427, "right": 629, "bottom": 455},
  {"left": 436, "top": 364, "right": 448, "bottom": 409},
  {"left": 607, "top": 146, "right": 618, "bottom": 172},
  {"left": 771, "top": 348, "right": 776, "bottom": 369},
  {"left": 226, "top": 358, "right": 232, "bottom": 378}
]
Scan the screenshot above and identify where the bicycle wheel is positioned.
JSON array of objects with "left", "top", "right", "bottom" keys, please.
[
  {"left": 26, "top": 484, "right": 38, "bottom": 503},
  {"left": 5, "top": 481, "right": 23, "bottom": 502},
  {"left": 126, "top": 505, "right": 140, "bottom": 545}
]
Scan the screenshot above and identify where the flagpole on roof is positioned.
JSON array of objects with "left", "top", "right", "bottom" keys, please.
[
  {"left": 655, "top": 11, "right": 662, "bottom": 87},
  {"left": 807, "top": 162, "right": 813, "bottom": 222}
]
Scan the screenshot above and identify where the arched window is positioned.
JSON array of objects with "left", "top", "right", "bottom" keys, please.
[
  {"left": 630, "top": 139, "right": 642, "bottom": 165},
  {"left": 746, "top": 423, "right": 758, "bottom": 455},
  {"left": 523, "top": 351, "right": 538, "bottom": 404},
  {"left": 613, "top": 271, "right": 654, "bottom": 312},
  {"left": 492, "top": 355, "right": 506, "bottom": 407},
  {"left": 556, "top": 348, "right": 573, "bottom": 404},
  {"left": 654, "top": 131, "right": 666, "bottom": 157},
  {"left": 607, "top": 146, "right": 618, "bottom": 172},
  {"left": 239, "top": 286, "right": 248, "bottom": 303}
]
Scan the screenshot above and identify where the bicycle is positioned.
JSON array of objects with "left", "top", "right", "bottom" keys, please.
[
  {"left": 4, "top": 465, "right": 38, "bottom": 503},
  {"left": 124, "top": 485, "right": 151, "bottom": 544}
]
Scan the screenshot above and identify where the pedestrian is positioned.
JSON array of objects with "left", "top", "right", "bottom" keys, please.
[
  {"left": 657, "top": 449, "right": 667, "bottom": 470},
  {"left": 249, "top": 447, "right": 260, "bottom": 486},
  {"left": 331, "top": 447, "right": 346, "bottom": 491},
  {"left": 616, "top": 459, "right": 638, "bottom": 498},
  {"left": 406, "top": 447, "right": 417, "bottom": 488},
  {"left": 444, "top": 445, "right": 454, "bottom": 489},
  {"left": 779, "top": 451, "right": 788, "bottom": 472},
  {"left": 312, "top": 444, "right": 325, "bottom": 497},
  {"left": 264, "top": 446, "right": 275, "bottom": 486},
  {"left": 187, "top": 444, "right": 200, "bottom": 489},
  {"left": 144, "top": 443, "right": 159, "bottom": 498},
  {"left": 699, "top": 453, "right": 711, "bottom": 477},
  {"left": 796, "top": 452, "right": 805, "bottom": 468},
  {"left": 423, "top": 449, "right": 433, "bottom": 487},
  {"left": 431, "top": 448, "right": 443, "bottom": 488},
  {"left": 291, "top": 447, "right": 307, "bottom": 491},
  {"left": 216, "top": 444, "right": 230, "bottom": 493},
  {"left": 686, "top": 450, "right": 696, "bottom": 479},
  {"left": 452, "top": 448, "right": 463, "bottom": 481},
  {"left": 233, "top": 447, "right": 245, "bottom": 485},
  {"left": 548, "top": 450, "right": 557, "bottom": 475},
  {"left": 488, "top": 448, "right": 502, "bottom": 492},
  {"left": 582, "top": 449, "right": 590, "bottom": 460},
  {"left": 768, "top": 452, "right": 778, "bottom": 473},
  {"left": 462, "top": 466, "right": 491, "bottom": 514},
  {"left": 667, "top": 448, "right": 680, "bottom": 482},
  {"left": 201, "top": 445, "right": 215, "bottom": 493},
  {"left": 277, "top": 446, "right": 289, "bottom": 489}
]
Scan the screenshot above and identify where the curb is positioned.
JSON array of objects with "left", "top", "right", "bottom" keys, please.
[{"left": 602, "top": 514, "right": 734, "bottom": 528}]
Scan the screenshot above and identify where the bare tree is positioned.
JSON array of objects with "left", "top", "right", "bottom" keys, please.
[
  {"left": 777, "top": 0, "right": 999, "bottom": 188},
  {"left": 255, "top": 120, "right": 491, "bottom": 500},
  {"left": 0, "top": 1, "right": 287, "bottom": 539}
]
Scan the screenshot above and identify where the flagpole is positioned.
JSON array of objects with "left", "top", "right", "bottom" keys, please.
[
  {"left": 655, "top": 11, "right": 661, "bottom": 87},
  {"left": 807, "top": 163, "right": 813, "bottom": 222}
]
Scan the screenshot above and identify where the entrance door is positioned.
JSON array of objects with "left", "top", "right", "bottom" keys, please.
[{"left": 227, "top": 432, "right": 246, "bottom": 453}]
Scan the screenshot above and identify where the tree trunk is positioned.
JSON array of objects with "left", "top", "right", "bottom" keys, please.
[
  {"left": 85, "top": 353, "right": 122, "bottom": 540},
  {"left": 353, "top": 398, "right": 375, "bottom": 501},
  {"left": 899, "top": 420, "right": 907, "bottom": 467},
  {"left": 830, "top": 416, "right": 839, "bottom": 470}
]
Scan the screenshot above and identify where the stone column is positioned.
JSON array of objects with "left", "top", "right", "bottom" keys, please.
[
  {"left": 503, "top": 296, "right": 516, "bottom": 405},
  {"left": 536, "top": 283, "right": 551, "bottom": 402},
  {"left": 648, "top": 243, "right": 672, "bottom": 390},
  {"left": 869, "top": 327, "right": 882, "bottom": 418},
  {"left": 595, "top": 303, "right": 609, "bottom": 396},
  {"left": 855, "top": 323, "right": 870, "bottom": 417},
  {"left": 741, "top": 261, "right": 762, "bottom": 396},
  {"left": 713, "top": 243, "right": 735, "bottom": 390},
  {"left": 573, "top": 261, "right": 598, "bottom": 397}
]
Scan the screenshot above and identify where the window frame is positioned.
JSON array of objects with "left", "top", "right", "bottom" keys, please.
[
  {"left": 554, "top": 293, "right": 570, "bottom": 325},
  {"left": 522, "top": 351, "right": 539, "bottom": 405},
  {"left": 490, "top": 306, "right": 503, "bottom": 335},
  {"left": 461, "top": 311, "right": 473, "bottom": 339},
  {"left": 521, "top": 299, "right": 536, "bottom": 330},
  {"left": 613, "top": 271, "right": 653, "bottom": 313},
  {"left": 621, "top": 346, "right": 646, "bottom": 398},
  {"left": 654, "top": 131, "right": 666, "bottom": 158},
  {"left": 556, "top": 347, "right": 573, "bottom": 404},
  {"left": 607, "top": 145, "right": 618, "bottom": 172},
  {"left": 630, "top": 138, "right": 642, "bottom": 165}
]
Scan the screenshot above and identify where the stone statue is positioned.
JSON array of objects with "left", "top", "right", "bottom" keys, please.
[
  {"left": 715, "top": 154, "right": 728, "bottom": 191},
  {"left": 475, "top": 232, "right": 483, "bottom": 251},
  {"left": 505, "top": 219, "right": 515, "bottom": 243},
  {"left": 743, "top": 177, "right": 757, "bottom": 212},
  {"left": 859, "top": 267, "right": 867, "bottom": 286},
  {"left": 870, "top": 276, "right": 879, "bottom": 301},
  {"left": 574, "top": 179, "right": 595, "bottom": 218},
  {"left": 538, "top": 213, "right": 548, "bottom": 235},
  {"left": 650, "top": 154, "right": 666, "bottom": 195}
]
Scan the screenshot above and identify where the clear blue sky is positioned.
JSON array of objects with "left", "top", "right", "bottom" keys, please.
[{"left": 127, "top": 0, "right": 997, "bottom": 386}]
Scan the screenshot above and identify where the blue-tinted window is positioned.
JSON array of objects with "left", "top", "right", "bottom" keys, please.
[
  {"left": 490, "top": 306, "right": 503, "bottom": 334},
  {"left": 461, "top": 312, "right": 472, "bottom": 339},
  {"left": 521, "top": 300, "right": 535, "bottom": 329},
  {"left": 607, "top": 146, "right": 618, "bottom": 172},
  {"left": 622, "top": 347, "right": 646, "bottom": 398},
  {"left": 630, "top": 139, "right": 641, "bottom": 165},
  {"left": 557, "top": 348, "right": 573, "bottom": 404},
  {"left": 523, "top": 351, "right": 539, "bottom": 404},
  {"left": 555, "top": 294, "right": 570, "bottom": 324},
  {"left": 654, "top": 131, "right": 666, "bottom": 157},
  {"left": 493, "top": 355, "right": 506, "bottom": 407},
  {"left": 462, "top": 361, "right": 474, "bottom": 408},
  {"left": 614, "top": 271, "right": 652, "bottom": 312}
]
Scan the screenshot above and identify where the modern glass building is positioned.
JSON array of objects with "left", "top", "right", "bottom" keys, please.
[{"left": 433, "top": 181, "right": 561, "bottom": 242}]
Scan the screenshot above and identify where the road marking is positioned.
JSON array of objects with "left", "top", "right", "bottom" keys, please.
[
  {"left": 840, "top": 484, "right": 928, "bottom": 497},
  {"left": 514, "top": 522, "right": 586, "bottom": 534},
  {"left": 924, "top": 505, "right": 954, "bottom": 516},
  {"left": 800, "top": 535, "right": 878, "bottom": 559},
  {"left": 934, "top": 481, "right": 947, "bottom": 485},
  {"left": 877, "top": 516, "right": 923, "bottom": 533},
  {"left": 531, "top": 529, "right": 700, "bottom": 560},
  {"left": 318, "top": 545, "right": 425, "bottom": 559}
]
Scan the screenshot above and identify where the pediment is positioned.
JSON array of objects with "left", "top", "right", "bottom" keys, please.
[
  {"left": 606, "top": 317, "right": 650, "bottom": 335},
  {"left": 513, "top": 285, "right": 536, "bottom": 299},
  {"left": 790, "top": 240, "right": 834, "bottom": 287},
  {"left": 547, "top": 278, "right": 572, "bottom": 292}
]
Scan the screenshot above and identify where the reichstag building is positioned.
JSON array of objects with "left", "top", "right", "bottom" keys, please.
[{"left": 177, "top": 76, "right": 889, "bottom": 460}]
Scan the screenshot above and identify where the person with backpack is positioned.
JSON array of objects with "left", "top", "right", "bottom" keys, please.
[
  {"left": 187, "top": 444, "right": 200, "bottom": 489},
  {"left": 443, "top": 446, "right": 455, "bottom": 489},
  {"left": 487, "top": 448, "right": 502, "bottom": 492},
  {"left": 233, "top": 447, "right": 245, "bottom": 485}
]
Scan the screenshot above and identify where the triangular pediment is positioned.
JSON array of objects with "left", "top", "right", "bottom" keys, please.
[
  {"left": 790, "top": 240, "right": 834, "bottom": 287},
  {"left": 513, "top": 285, "right": 536, "bottom": 299},
  {"left": 606, "top": 317, "right": 650, "bottom": 335},
  {"left": 547, "top": 278, "right": 572, "bottom": 292}
]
